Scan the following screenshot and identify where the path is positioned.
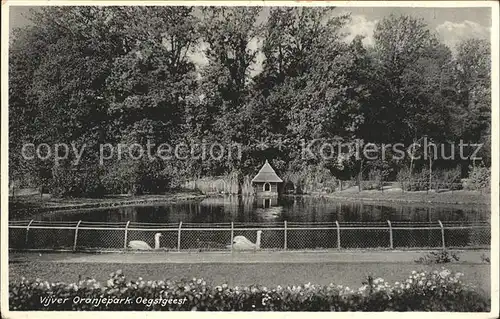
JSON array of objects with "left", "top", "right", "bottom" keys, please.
[{"left": 10, "top": 250, "right": 490, "bottom": 264}]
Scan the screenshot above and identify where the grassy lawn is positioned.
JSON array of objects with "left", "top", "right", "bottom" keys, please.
[
  {"left": 9, "top": 261, "right": 490, "bottom": 294},
  {"left": 320, "top": 190, "right": 489, "bottom": 206}
]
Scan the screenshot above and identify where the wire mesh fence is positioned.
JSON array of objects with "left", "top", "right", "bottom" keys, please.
[{"left": 8, "top": 220, "right": 490, "bottom": 252}]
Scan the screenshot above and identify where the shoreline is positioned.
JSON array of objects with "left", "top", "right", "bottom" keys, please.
[{"left": 8, "top": 192, "right": 206, "bottom": 219}]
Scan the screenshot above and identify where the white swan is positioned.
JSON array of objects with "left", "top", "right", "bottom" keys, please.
[
  {"left": 129, "top": 233, "right": 162, "bottom": 250},
  {"left": 227, "top": 230, "right": 262, "bottom": 250}
]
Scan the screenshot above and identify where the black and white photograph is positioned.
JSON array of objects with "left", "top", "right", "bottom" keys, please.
[{"left": 1, "top": 0, "right": 498, "bottom": 316}]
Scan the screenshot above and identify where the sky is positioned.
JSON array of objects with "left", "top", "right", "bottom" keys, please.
[
  {"left": 8, "top": 5, "right": 492, "bottom": 74},
  {"left": 339, "top": 7, "right": 491, "bottom": 50}
]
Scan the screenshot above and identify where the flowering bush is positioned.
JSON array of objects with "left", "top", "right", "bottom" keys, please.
[{"left": 9, "top": 268, "right": 489, "bottom": 311}]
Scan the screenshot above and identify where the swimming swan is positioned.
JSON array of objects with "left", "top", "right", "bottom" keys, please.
[
  {"left": 227, "top": 230, "right": 262, "bottom": 250},
  {"left": 129, "top": 232, "right": 162, "bottom": 250}
]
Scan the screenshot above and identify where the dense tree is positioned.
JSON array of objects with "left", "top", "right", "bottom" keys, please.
[
  {"left": 361, "top": 15, "right": 444, "bottom": 144},
  {"left": 8, "top": 8, "right": 491, "bottom": 196},
  {"left": 104, "top": 7, "right": 200, "bottom": 194},
  {"left": 193, "top": 7, "right": 262, "bottom": 176},
  {"left": 9, "top": 7, "right": 130, "bottom": 196},
  {"left": 451, "top": 38, "right": 491, "bottom": 168},
  {"left": 452, "top": 39, "right": 491, "bottom": 142},
  {"left": 253, "top": 9, "right": 369, "bottom": 176}
]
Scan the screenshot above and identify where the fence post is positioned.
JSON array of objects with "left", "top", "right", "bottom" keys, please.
[
  {"left": 24, "top": 219, "right": 35, "bottom": 248},
  {"left": 284, "top": 221, "right": 287, "bottom": 250},
  {"left": 438, "top": 220, "right": 446, "bottom": 249},
  {"left": 230, "top": 222, "right": 234, "bottom": 253},
  {"left": 387, "top": 220, "right": 393, "bottom": 249},
  {"left": 73, "top": 220, "right": 82, "bottom": 251},
  {"left": 177, "top": 222, "right": 182, "bottom": 252},
  {"left": 25, "top": 219, "right": 34, "bottom": 247},
  {"left": 335, "top": 221, "right": 341, "bottom": 249},
  {"left": 123, "top": 221, "right": 130, "bottom": 249}
]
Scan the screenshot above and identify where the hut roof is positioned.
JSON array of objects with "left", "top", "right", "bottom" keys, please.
[{"left": 251, "top": 160, "right": 283, "bottom": 183}]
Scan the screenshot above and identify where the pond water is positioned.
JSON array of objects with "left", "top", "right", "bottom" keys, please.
[{"left": 33, "top": 195, "right": 488, "bottom": 223}]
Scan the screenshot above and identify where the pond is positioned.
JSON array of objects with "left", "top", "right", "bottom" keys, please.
[
  {"left": 32, "top": 195, "right": 488, "bottom": 223},
  {"left": 12, "top": 196, "right": 489, "bottom": 250}
]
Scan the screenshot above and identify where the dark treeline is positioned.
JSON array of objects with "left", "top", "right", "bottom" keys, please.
[{"left": 9, "top": 7, "right": 491, "bottom": 197}]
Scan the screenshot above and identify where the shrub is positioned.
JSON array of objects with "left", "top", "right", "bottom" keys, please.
[
  {"left": 415, "top": 250, "right": 461, "bottom": 265},
  {"left": 9, "top": 269, "right": 489, "bottom": 311},
  {"left": 360, "top": 180, "right": 380, "bottom": 191},
  {"left": 398, "top": 168, "right": 463, "bottom": 192},
  {"left": 282, "top": 166, "right": 337, "bottom": 194},
  {"left": 480, "top": 253, "right": 490, "bottom": 264},
  {"left": 432, "top": 167, "right": 462, "bottom": 190},
  {"left": 51, "top": 165, "right": 105, "bottom": 198},
  {"left": 396, "top": 168, "right": 411, "bottom": 191},
  {"left": 366, "top": 169, "right": 383, "bottom": 190},
  {"left": 363, "top": 162, "right": 393, "bottom": 190},
  {"left": 465, "top": 166, "right": 490, "bottom": 191},
  {"left": 339, "top": 179, "right": 357, "bottom": 191},
  {"left": 397, "top": 169, "right": 429, "bottom": 191},
  {"left": 102, "top": 158, "right": 178, "bottom": 195}
]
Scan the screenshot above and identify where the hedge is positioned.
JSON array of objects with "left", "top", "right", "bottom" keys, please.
[{"left": 9, "top": 268, "right": 490, "bottom": 311}]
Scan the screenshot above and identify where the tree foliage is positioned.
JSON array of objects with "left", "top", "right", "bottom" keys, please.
[{"left": 9, "top": 7, "right": 491, "bottom": 196}]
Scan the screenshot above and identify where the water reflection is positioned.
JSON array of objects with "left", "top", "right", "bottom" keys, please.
[{"left": 35, "top": 195, "right": 488, "bottom": 223}]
